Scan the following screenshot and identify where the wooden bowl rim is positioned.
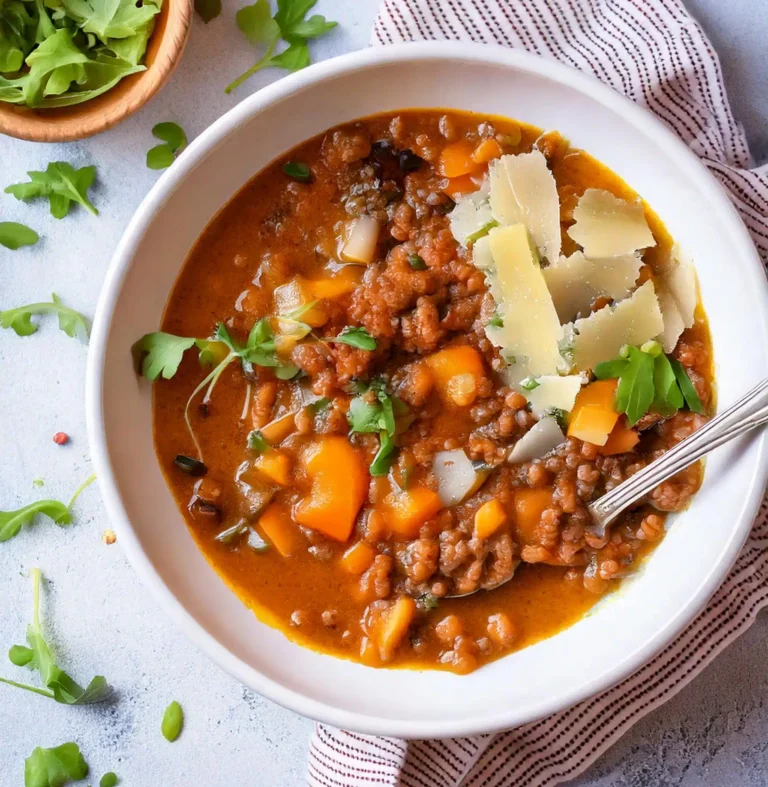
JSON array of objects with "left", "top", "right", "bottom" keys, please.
[{"left": 0, "top": 0, "right": 193, "bottom": 143}]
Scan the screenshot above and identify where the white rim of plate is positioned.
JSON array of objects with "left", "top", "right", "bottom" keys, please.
[{"left": 86, "top": 41, "right": 768, "bottom": 738}]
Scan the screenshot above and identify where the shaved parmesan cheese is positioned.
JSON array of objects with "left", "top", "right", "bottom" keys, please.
[
  {"left": 656, "top": 286, "right": 686, "bottom": 353},
  {"left": 567, "top": 189, "right": 655, "bottom": 258},
  {"left": 543, "top": 251, "right": 643, "bottom": 323},
  {"left": 662, "top": 258, "right": 697, "bottom": 328},
  {"left": 569, "top": 280, "right": 664, "bottom": 371},
  {"left": 523, "top": 375, "right": 583, "bottom": 418},
  {"left": 508, "top": 416, "right": 565, "bottom": 463},
  {"left": 488, "top": 151, "right": 561, "bottom": 263},
  {"left": 482, "top": 225, "right": 564, "bottom": 383},
  {"left": 449, "top": 180, "right": 493, "bottom": 246}
]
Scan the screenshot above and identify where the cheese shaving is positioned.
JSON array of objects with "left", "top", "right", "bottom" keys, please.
[
  {"left": 449, "top": 179, "right": 493, "bottom": 246},
  {"left": 662, "top": 253, "right": 697, "bottom": 329},
  {"left": 567, "top": 188, "right": 656, "bottom": 258},
  {"left": 655, "top": 285, "right": 686, "bottom": 353},
  {"left": 569, "top": 280, "right": 664, "bottom": 371},
  {"left": 488, "top": 151, "right": 561, "bottom": 263},
  {"left": 523, "top": 375, "right": 583, "bottom": 418}
]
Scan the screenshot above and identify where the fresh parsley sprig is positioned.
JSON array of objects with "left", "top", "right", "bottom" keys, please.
[
  {"left": 594, "top": 342, "right": 705, "bottom": 425},
  {"left": 225, "top": 0, "right": 338, "bottom": 94},
  {"left": 0, "top": 294, "right": 89, "bottom": 342},
  {"left": 5, "top": 163, "right": 98, "bottom": 218},
  {"left": 1, "top": 568, "right": 112, "bottom": 705},
  {"left": 347, "top": 377, "right": 408, "bottom": 476}
]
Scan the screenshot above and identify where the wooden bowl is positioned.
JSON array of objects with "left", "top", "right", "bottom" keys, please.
[{"left": 0, "top": 0, "right": 193, "bottom": 143}]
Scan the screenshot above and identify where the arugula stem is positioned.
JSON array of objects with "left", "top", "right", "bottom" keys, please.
[
  {"left": 31, "top": 567, "right": 41, "bottom": 630},
  {"left": 67, "top": 473, "right": 96, "bottom": 511},
  {"left": 183, "top": 352, "right": 236, "bottom": 459},
  {"left": 0, "top": 677, "right": 55, "bottom": 698},
  {"left": 225, "top": 38, "right": 277, "bottom": 94}
]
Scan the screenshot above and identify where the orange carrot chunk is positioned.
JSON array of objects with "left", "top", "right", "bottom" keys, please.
[
  {"left": 376, "top": 596, "right": 416, "bottom": 662},
  {"left": 514, "top": 487, "right": 554, "bottom": 545},
  {"left": 384, "top": 487, "right": 443, "bottom": 539},
  {"left": 471, "top": 138, "right": 503, "bottom": 164},
  {"left": 259, "top": 503, "right": 301, "bottom": 557},
  {"left": 598, "top": 422, "right": 640, "bottom": 456},
  {"left": 425, "top": 345, "right": 485, "bottom": 405},
  {"left": 439, "top": 140, "right": 483, "bottom": 178},
  {"left": 567, "top": 380, "right": 620, "bottom": 446},
  {"left": 341, "top": 541, "right": 376, "bottom": 575},
  {"left": 442, "top": 173, "right": 481, "bottom": 198},
  {"left": 294, "top": 436, "right": 368, "bottom": 542},
  {"left": 254, "top": 450, "right": 292, "bottom": 486},
  {"left": 474, "top": 498, "right": 508, "bottom": 540}
]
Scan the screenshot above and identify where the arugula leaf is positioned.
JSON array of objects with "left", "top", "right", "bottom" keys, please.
[
  {"left": 60, "top": 0, "right": 160, "bottom": 41},
  {"left": 194, "top": 0, "right": 221, "bottom": 22},
  {"left": 24, "top": 742, "right": 88, "bottom": 787},
  {"left": 615, "top": 346, "right": 655, "bottom": 425},
  {"left": 161, "top": 700, "right": 184, "bottom": 742},
  {"left": 330, "top": 326, "right": 377, "bottom": 351},
  {"left": 22, "top": 29, "right": 90, "bottom": 107},
  {"left": 653, "top": 353, "right": 683, "bottom": 415},
  {"left": 670, "top": 359, "right": 705, "bottom": 414},
  {"left": 593, "top": 358, "right": 629, "bottom": 380},
  {"left": 2, "top": 568, "right": 112, "bottom": 706},
  {"left": 225, "top": 0, "right": 337, "bottom": 94},
  {"left": 0, "top": 500, "right": 70, "bottom": 543},
  {"left": 99, "top": 773, "right": 119, "bottom": 787},
  {"left": 146, "top": 122, "right": 187, "bottom": 170},
  {"left": 0, "top": 221, "right": 39, "bottom": 250},
  {"left": 369, "top": 430, "right": 396, "bottom": 476},
  {"left": 6, "top": 162, "right": 98, "bottom": 219},
  {"left": 0, "top": 294, "right": 89, "bottom": 341}
]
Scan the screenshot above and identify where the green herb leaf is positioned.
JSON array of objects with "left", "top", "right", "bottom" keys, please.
[
  {"left": 59, "top": 0, "right": 160, "bottom": 41},
  {"left": 226, "top": 0, "right": 337, "bottom": 93},
  {"left": 593, "top": 358, "right": 629, "bottom": 380},
  {"left": 194, "top": 0, "right": 221, "bottom": 23},
  {"left": 347, "top": 379, "right": 406, "bottom": 475},
  {"left": 24, "top": 742, "right": 88, "bottom": 787},
  {"left": 0, "top": 500, "right": 70, "bottom": 543},
  {"left": 0, "top": 221, "right": 39, "bottom": 250},
  {"left": 0, "top": 293, "right": 88, "bottom": 341},
  {"left": 330, "top": 326, "right": 377, "bottom": 351},
  {"left": 407, "top": 253, "right": 427, "bottom": 271},
  {"left": 615, "top": 346, "right": 655, "bottom": 426},
  {"left": 520, "top": 376, "right": 539, "bottom": 391},
  {"left": 369, "top": 430, "right": 397, "bottom": 476},
  {"left": 281, "top": 161, "right": 312, "bottom": 182},
  {"left": 99, "top": 773, "right": 119, "bottom": 787},
  {"left": 465, "top": 219, "right": 499, "bottom": 244},
  {"left": 161, "top": 700, "right": 183, "bottom": 742},
  {"left": 2, "top": 569, "right": 112, "bottom": 705},
  {"left": 9, "top": 644, "right": 34, "bottom": 666},
  {"left": 670, "top": 359, "right": 705, "bottom": 414},
  {"left": 548, "top": 407, "right": 568, "bottom": 430},
  {"left": 419, "top": 592, "right": 439, "bottom": 611},
  {"left": 247, "top": 429, "right": 270, "bottom": 453},
  {"left": 5, "top": 162, "right": 98, "bottom": 218},
  {"left": 146, "top": 122, "right": 187, "bottom": 170},
  {"left": 488, "top": 312, "right": 503, "bottom": 328},
  {"left": 652, "top": 353, "right": 683, "bottom": 415},
  {"left": 274, "top": 364, "right": 300, "bottom": 379},
  {"left": 132, "top": 332, "right": 198, "bottom": 380}
]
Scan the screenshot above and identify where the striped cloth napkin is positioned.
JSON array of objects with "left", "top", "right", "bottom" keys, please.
[{"left": 307, "top": 1, "right": 768, "bottom": 785}]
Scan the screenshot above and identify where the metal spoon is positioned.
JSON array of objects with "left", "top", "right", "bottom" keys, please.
[{"left": 448, "top": 377, "right": 768, "bottom": 598}]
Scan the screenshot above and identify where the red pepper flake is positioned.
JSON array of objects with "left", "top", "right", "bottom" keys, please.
[{"left": 53, "top": 432, "right": 69, "bottom": 446}]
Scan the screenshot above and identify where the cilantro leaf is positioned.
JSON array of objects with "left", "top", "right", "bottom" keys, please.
[
  {"left": 225, "top": 0, "right": 337, "bottom": 94},
  {"left": 0, "top": 294, "right": 89, "bottom": 341},
  {"left": 146, "top": 122, "right": 187, "bottom": 170},
  {"left": 5, "top": 162, "right": 98, "bottom": 218},
  {"left": 194, "top": 0, "right": 221, "bottom": 23},
  {"left": 348, "top": 379, "right": 407, "bottom": 475},
  {"left": 330, "top": 326, "right": 377, "bottom": 351},
  {"left": 0, "top": 221, "right": 39, "bottom": 250},
  {"left": 2, "top": 569, "right": 112, "bottom": 706},
  {"left": 247, "top": 429, "right": 270, "bottom": 452},
  {"left": 369, "top": 430, "right": 397, "bottom": 476},
  {"left": 24, "top": 742, "right": 88, "bottom": 787},
  {"left": 132, "top": 332, "right": 198, "bottom": 380}
]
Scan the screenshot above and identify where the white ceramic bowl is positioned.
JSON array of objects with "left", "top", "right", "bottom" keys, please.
[{"left": 87, "top": 42, "right": 768, "bottom": 738}]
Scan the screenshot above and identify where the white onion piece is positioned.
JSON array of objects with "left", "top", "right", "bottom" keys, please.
[
  {"left": 508, "top": 416, "right": 565, "bottom": 464},
  {"left": 432, "top": 449, "right": 488, "bottom": 506},
  {"left": 341, "top": 216, "right": 380, "bottom": 264}
]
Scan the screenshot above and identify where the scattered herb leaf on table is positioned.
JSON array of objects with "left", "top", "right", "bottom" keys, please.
[
  {"left": 146, "top": 122, "right": 188, "bottom": 170},
  {"left": 226, "top": 0, "right": 338, "bottom": 94},
  {"left": 0, "top": 221, "right": 39, "bottom": 250},
  {"left": 6, "top": 163, "right": 98, "bottom": 219},
  {"left": 161, "top": 700, "right": 184, "bottom": 742},
  {"left": 24, "top": 742, "right": 88, "bottom": 787},
  {"left": 0, "top": 294, "right": 89, "bottom": 341}
]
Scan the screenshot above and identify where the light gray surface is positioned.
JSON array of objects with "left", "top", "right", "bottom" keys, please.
[{"left": 0, "top": 1, "right": 765, "bottom": 785}]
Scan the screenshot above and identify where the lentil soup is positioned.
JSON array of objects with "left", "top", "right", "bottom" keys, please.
[{"left": 142, "top": 109, "right": 713, "bottom": 674}]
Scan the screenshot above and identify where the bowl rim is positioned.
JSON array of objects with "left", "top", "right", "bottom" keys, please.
[{"left": 86, "top": 40, "right": 768, "bottom": 738}]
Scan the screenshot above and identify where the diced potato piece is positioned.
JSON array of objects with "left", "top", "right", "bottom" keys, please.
[
  {"left": 446, "top": 373, "right": 477, "bottom": 407},
  {"left": 472, "top": 138, "right": 503, "bottom": 164},
  {"left": 260, "top": 411, "right": 298, "bottom": 445},
  {"left": 259, "top": 503, "right": 301, "bottom": 557},
  {"left": 474, "top": 499, "right": 508, "bottom": 539},
  {"left": 440, "top": 140, "right": 483, "bottom": 178},
  {"left": 294, "top": 437, "right": 368, "bottom": 542},
  {"left": 341, "top": 216, "right": 380, "bottom": 264},
  {"left": 254, "top": 450, "right": 292, "bottom": 486},
  {"left": 567, "top": 380, "right": 619, "bottom": 446},
  {"left": 598, "top": 423, "right": 640, "bottom": 456},
  {"left": 425, "top": 346, "right": 485, "bottom": 403},
  {"left": 273, "top": 278, "right": 328, "bottom": 327},
  {"left": 384, "top": 487, "right": 443, "bottom": 538},
  {"left": 514, "top": 488, "right": 553, "bottom": 544},
  {"left": 377, "top": 597, "right": 416, "bottom": 662},
  {"left": 341, "top": 541, "right": 376, "bottom": 575}
]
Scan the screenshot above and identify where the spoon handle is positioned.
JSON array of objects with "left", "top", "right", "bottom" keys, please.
[{"left": 588, "top": 377, "right": 768, "bottom": 533}]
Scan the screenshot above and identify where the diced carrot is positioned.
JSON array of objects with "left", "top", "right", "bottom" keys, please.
[
  {"left": 305, "top": 268, "right": 363, "bottom": 300},
  {"left": 514, "top": 487, "right": 553, "bottom": 545},
  {"left": 294, "top": 436, "right": 368, "bottom": 542},
  {"left": 474, "top": 499, "right": 508, "bottom": 540},
  {"left": 259, "top": 503, "right": 301, "bottom": 557},
  {"left": 254, "top": 450, "right": 292, "bottom": 486},
  {"left": 442, "top": 173, "right": 481, "bottom": 198},
  {"left": 341, "top": 541, "right": 376, "bottom": 575},
  {"left": 471, "top": 138, "right": 503, "bottom": 164},
  {"left": 359, "top": 635, "right": 380, "bottom": 666},
  {"left": 425, "top": 345, "right": 485, "bottom": 404},
  {"left": 260, "top": 411, "right": 297, "bottom": 445},
  {"left": 598, "top": 422, "right": 640, "bottom": 456},
  {"left": 384, "top": 487, "right": 443, "bottom": 538},
  {"left": 567, "top": 380, "right": 619, "bottom": 446},
  {"left": 439, "top": 140, "right": 483, "bottom": 178},
  {"left": 376, "top": 596, "right": 416, "bottom": 662}
]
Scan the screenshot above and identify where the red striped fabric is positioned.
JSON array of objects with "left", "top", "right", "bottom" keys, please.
[{"left": 308, "top": 1, "right": 768, "bottom": 784}]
